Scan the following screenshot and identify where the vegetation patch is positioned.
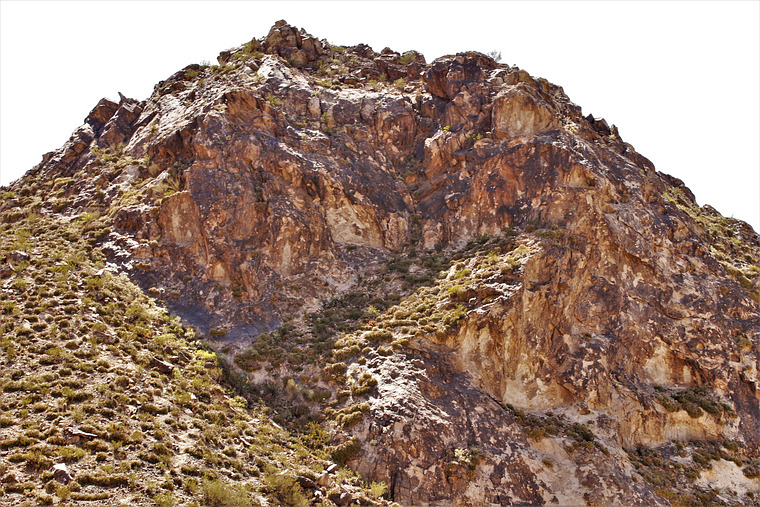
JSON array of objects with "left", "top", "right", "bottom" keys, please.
[
  {"left": 665, "top": 187, "right": 760, "bottom": 300},
  {"left": 654, "top": 385, "right": 736, "bottom": 421},
  {"left": 0, "top": 167, "right": 391, "bottom": 505},
  {"left": 628, "top": 439, "right": 757, "bottom": 504}
]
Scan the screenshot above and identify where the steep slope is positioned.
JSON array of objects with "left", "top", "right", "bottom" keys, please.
[
  {"left": 0, "top": 193, "right": 390, "bottom": 505},
  {"left": 2, "top": 20, "right": 760, "bottom": 506}
]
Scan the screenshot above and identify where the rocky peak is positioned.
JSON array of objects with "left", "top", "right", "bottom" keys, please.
[{"left": 4, "top": 20, "right": 760, "bottom": 506}]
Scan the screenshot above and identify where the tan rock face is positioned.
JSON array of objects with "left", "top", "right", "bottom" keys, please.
[
  {"left": 491, "top": 83, "right": 560, "bottom": 139},
  {"left": 22, "top": 21, "right": 760, "bottom": 506},
  {"left": 350, "top": 348, "right": 669, "bottom": 505}
]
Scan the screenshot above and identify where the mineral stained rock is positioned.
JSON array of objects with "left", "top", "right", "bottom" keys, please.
[{"left": 13, "top": 20, "right": 760, "bottom": 506}]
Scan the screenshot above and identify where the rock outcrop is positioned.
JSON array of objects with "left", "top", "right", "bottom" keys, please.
[{"left": 6, "top": 20, "right": 760, "bottom": 506}]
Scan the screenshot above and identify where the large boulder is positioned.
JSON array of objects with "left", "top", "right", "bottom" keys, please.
[{"left": 424, "top": 52, "right": 497, "bottom": 100}]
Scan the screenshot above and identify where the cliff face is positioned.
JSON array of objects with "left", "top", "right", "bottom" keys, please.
[{"left": 5, "top": 20, "right": 760, "bottom": 505}]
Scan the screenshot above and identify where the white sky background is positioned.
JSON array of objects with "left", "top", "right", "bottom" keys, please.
[{"left": 1, "top": 1, "right": 758, "bottom": 230}]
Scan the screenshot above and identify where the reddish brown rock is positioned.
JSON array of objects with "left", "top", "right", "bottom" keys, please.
[
  {"left": 424, "top": 52, "right": 497, "bottom": 100},
  {"left": 150, "top": 356, "right": 175, "bottom": 375},
  {"left": 12, "top": 20, "right": 760, "bottom": 507},
  {"left": 0, "top": 263, "right": 14, "bottom": 278}
]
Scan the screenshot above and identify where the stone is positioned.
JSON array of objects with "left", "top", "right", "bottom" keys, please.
[
  {"left": 18, "top": 19, "right": 760, "bottom": 507},
  {"left": 0, "top": 263, "right": 14, "bottom": 278},
  {"left": 177, "top": 350, "right": 193, "bottom": 364},
  {"left": 98, "top": 100, "right": 143, "bottom": 148},
  {"left": 52, "top": 463, "right": 73, "bottom": 484},
  {"left": 586, "top": 114, "right": 612, "bottom": 135},
  {"left": 335, "top": 492, "right": 353, "bottom": 506},
  {"left": 6, "top": 250, "right": 30, "bottom": 264},
  {"left": 93, "top": 330, "right": 116, "bottom": 345},
  {"left": 261, "top": 20, "right": 322, "bottom": 66},
  {"left": 316, "top": 471, "right": 331, "bottom": 487},
  {"left": 150, "top": 356, "right": 175, "bottom": 375},
  {"left": 85, "top": 98, "right": 119, "bottom": 132},
  {"left": 65, "top": 427, "right": 97, "bottom": 445},
  {"left": 424, "top": 52, "right": 497, "bottom": 100},
  {"left": 296, "top": 475, "right": 317, "bottom": 489}
]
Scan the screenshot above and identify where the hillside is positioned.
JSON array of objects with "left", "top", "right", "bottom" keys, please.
[{"left": 2, "top": 20, "right": 760, "bottom": 506}]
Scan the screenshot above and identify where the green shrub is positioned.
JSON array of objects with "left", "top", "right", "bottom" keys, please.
[
  {"left": 744, "top": 460, "right": 760, "bottom": 479},
  {"left": 70, "top": 492, "right": 109, "bottom": 501},
  {"left": 77, "top": 472, "right": 128, "bottom": 487},
  {"left": 567, "top": 423, "right": 595, "bottom": 443},
  {"left": 398, "top": 51, "right": 416, "bottom": 65},
  {"left": 351, "top": 373, "right": 378, "bottom": 397},
  {"left": 364, "top": 329, "right": 392, "bottom": 342},
  {"left": 656, "top": 393, "right": 680, "bottom": 412},
  {"left": 322, "top": 362, "right": 348, "bottom": 382},
  {"left": 57, "top": 445, "right": 86, "bottom": 462},
  {"left": 264, "top": 472, "right": 308, "bottom": 507},
  {"left": 201, "top": 478, "right": 254, "bottom": 507},
  {"left": 330, "top": 436, "right": 361, "bottom": 465},
  {"left": 736, "top": 336, "right": 752, "bottom": 349}
]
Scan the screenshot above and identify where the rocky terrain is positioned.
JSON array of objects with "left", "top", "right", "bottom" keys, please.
[{"left": 2, "top": 20, "right": 760, "bottom": 506}]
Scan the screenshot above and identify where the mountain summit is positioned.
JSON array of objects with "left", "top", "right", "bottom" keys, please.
[{"left": 2, "top": 21, "right": 759, "bottom": 505}]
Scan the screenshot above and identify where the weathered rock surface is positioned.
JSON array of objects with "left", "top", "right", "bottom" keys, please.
[
  {"left": 51, "top": 463, "right": 73, "bottom": 484},
  {"left": 9, "top": 20, "right": 760, "bottom": 506}
]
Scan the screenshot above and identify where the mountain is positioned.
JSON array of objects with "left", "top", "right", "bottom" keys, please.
[{"left": 2, "top": 20, "right": 759, "bottom": 506}]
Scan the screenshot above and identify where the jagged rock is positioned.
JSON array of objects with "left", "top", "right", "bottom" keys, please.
[
  {"left": 586, "top": 113, "right": 612, "bottom": 135},
  {"left": 85, "top": 98, "right": 119, "bottom": 132},
  {"left": 261, "top": 20, "right": 323, "bottom": 67},
  {"left": 176, "top": 350, "right": 193, "bottom": 364},
  {"left": 98, "top": 100, "right": 143, "bottom": 147},
  {"left": 425, "top": 52, "right": 497, "bottom": 100},
  {"left": 491, "top": 83, "right": 560, "bottom": 139},
  {"left": 12, "top": 20, "right": 760, "bottom": 507},
  {"left": 93, "top": 330, "right": 116, "bottom": 344}
]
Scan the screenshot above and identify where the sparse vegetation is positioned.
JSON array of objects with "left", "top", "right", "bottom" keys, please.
[
  {"left": 0, "top": 171, "right": 389, "bottom": 505},
  {"left": 654, "top": 385, "right": 736, "bottom": 421},
  {"left": 628, "top": 439, "right": 756, "bottom": 504},
  {"left": 398, "top": 51, "right": 417, "bottom": 65},
  {"left": 1, "top": 22, "right": 758, "bottom": 507},
  {"left": 665, "top": 187, "right": 760, "bottom": 300}
]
